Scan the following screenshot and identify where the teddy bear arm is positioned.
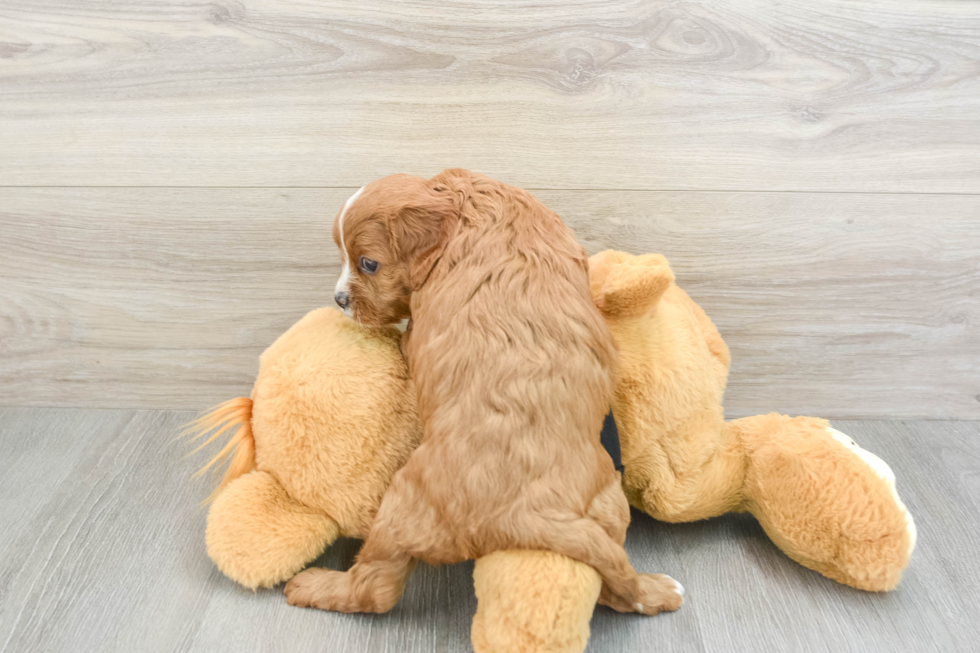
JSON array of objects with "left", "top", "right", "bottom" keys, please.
[{"left": 206, "top": 470, "right": 341, "bottom": 589}]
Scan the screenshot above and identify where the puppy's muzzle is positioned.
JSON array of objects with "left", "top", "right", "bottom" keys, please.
[{"left": 335, "top": 291, "right": 350, "bottom": 310}]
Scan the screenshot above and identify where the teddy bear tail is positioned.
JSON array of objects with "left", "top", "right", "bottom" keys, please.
[{"left": 183, "top": 397, "right": 257, "bottom": 504}]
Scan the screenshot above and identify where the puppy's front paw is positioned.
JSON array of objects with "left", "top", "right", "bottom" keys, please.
[
  {"left": 285, "top": 568, "right": 342, "bottom": 610},
  {"left": 635, "top": 573, "right": 684, "bottom": 615}
]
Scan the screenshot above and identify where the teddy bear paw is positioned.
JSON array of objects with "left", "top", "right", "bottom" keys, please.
[{"left": 826, "top": 427, "right": 917, "bottom": 558}]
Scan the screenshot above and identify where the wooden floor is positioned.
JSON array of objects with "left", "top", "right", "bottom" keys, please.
[{"left": 0, "top": 408, "right": 977, "bottom": 653}]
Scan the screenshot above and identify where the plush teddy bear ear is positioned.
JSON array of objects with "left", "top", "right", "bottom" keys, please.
[
  {"left": 588, "top": 250, "right": 632, "bottom": 305},
  {"left": 590, "top": 251, "right": 675, "bottom": 317}
]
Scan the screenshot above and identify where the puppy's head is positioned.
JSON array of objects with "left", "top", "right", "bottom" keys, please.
[{"left": 332, "top": 172, "right": 463, "bottom": 326}]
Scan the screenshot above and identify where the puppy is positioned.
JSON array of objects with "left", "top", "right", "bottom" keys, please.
[{"left": 285, "top": 169, "right": 683, "bottom": 615}]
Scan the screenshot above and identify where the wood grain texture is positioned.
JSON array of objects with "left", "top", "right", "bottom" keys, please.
[
  {"left": 2, "top": 187, "right": 978, "bottom": 418},
  {"left": 1, "top": 0, "right": 978, "bottom": 191},
  {"left": 1, "top": 409, "right": 978, "bottom": 652}
]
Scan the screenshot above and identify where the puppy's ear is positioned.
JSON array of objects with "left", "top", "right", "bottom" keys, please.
[{"left": 386, "top": 183, "right": 461, "bottom": 290}]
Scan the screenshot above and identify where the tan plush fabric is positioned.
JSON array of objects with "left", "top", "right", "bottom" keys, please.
[
  {"left": 589, "top": 250, "right": 916, "bottom": 592},
  {"left": 196, "top": 307, "right": 422, "bottom": 589},
  {"left": 206, "top": 470, "right": 339, "bottom": 589},
  {"left": 472, "top": 551, "right": 601, "bottom": 653}
]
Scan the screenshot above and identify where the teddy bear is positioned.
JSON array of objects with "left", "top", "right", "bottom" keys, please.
[
  {"left": 587, "top": 250, "right": 916, "bottom": 592},
  {"left": 189, "top": 307, "right": 422, "bottom": 589},
  {"left": 190, "top": 307, "right": 598, "bottom": 652},
  {"left": 190, "top": 250, "right": 916, "bottom": 652}
]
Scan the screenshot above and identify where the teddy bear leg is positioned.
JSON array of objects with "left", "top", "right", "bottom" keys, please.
[
  {"left": 207, "top": 470, "right": 340, "bottom": 589},
  {"left": 472, "top": 551, "right": 602, "bottom": 653},
  {"left": 733, "top": 414, "right": 916, "bottom": 591}
]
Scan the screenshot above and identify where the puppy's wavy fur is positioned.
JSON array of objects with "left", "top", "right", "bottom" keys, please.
[{"left": 285, "top": 169, "right": 682, "bottom": 615}]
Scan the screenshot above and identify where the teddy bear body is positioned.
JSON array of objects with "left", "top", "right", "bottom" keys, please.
[
  {"left": 250, "top": 308, "right": 421, "bottom": 538},
  {"left": 594, "top": 257, "right": 742, "bottom": 521}
]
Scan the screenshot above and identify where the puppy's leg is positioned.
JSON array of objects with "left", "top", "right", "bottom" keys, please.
[
  {"left": 586, "top": 472, "right": 631, "bottom": 546},
  {"left": 285, "top": 467, "right": 442, "bottom": 613},
  {"left": 589, "top": 475, "right": 685, "bottom": 615},
  {"left": 284, "top": 538, "right": 416, "bottom": 613},
  {"left": 527, "top": 478, "right": 682, "bottom": 616},
  {"left": 542, "top": 516, "right": 682, "bottom": 615},
  {"left": 598, "top": 573, "right": 684, "bottom": 616}
]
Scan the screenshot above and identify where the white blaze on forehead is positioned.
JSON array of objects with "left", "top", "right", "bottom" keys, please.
[{"left": 335, "top": 186, "right": 365, "bottom": 307}]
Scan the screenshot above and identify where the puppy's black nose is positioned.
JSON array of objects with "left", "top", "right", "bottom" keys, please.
[{"left": 335, "top": 291, "right": 350, "bottom": 309}]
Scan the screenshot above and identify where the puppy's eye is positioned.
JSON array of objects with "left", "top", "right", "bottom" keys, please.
[{"left": 359, "top": 256, "right": 380, "bottom": 275}]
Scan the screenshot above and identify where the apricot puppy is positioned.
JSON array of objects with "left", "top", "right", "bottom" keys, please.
[{"left": 285, "top": 169, "right": 683, "bottom": 616}]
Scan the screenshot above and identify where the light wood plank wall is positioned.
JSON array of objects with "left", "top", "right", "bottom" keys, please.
[{"left": 1, "top": 0, "right": 978, "bottom": 418}]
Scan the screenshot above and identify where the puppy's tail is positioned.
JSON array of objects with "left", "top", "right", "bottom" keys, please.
[{"left": 183, "top": 397, "right": 256, "bottom": 504}]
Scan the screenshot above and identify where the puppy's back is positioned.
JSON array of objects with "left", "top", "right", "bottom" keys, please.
[{"left": 403, "top": 171, "right": 617, "bottom": 531}]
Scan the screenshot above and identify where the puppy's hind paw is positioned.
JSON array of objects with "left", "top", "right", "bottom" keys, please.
[
  {"left": 284, "top": 567, "right": 339, "bottom": 610},
  {"left": 635, "top": 573, "right": 684, "bottom": 615}
]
